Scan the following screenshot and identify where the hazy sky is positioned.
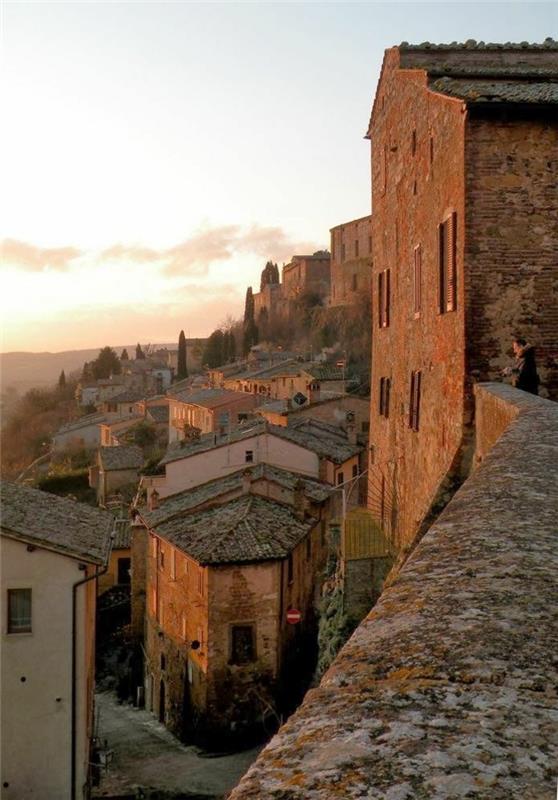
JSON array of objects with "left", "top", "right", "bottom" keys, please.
[{"left": 1, "top": 1, "right": 555, "bottom": 352}]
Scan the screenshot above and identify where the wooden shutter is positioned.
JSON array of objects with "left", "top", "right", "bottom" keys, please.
[
  {"left": 385, "top": 269, "right": 390, "bottom": 327},
  {"left": 379, "top": 377, "right": 385, "bottom": 415},
  {"left": 385, "top": 378, "right": 391, "bottom": 418},
  {"left": 414, "top": 245, "right": 422, "bottom": 316},
  {"left": 446, "top": 212, "right": 457, "bottom": 311},
  {"left": 409, "top": 370, "right": 422, "bottom": 431},
  {"left": 378, "top": 272, "right": 384, "bottom": 327},
  {"left": 438, "top": 223, "right": 446, "bottom": 314}
]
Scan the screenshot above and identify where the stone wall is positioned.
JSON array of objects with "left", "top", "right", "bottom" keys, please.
[
  {"left": 464, "top": 113, "right": 558, "bottom": 399},
  {"left": 229, "top": 384, "right": 558, "bottom": 799}
]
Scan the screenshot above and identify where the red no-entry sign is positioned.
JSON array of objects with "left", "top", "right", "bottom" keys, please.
[{"left": 286, "top": 608, "right": 302, "bottom": 625}]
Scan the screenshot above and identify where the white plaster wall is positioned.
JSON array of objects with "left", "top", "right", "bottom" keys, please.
[
  {"left": 162, "top": 433, "right": 320, "bottom": 497},
  {"left": 0, "top": 535, "right": 92, "bottom": 799},
  {"left": 53, "top": 421, "right": 102, "bottom": 450}
]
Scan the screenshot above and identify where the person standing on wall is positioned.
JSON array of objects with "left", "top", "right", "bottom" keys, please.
[{"left": 502, "top": 336, "right": 540, "bottom": 395}]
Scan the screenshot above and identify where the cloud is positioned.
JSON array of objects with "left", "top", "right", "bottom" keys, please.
[
  {"left": 101, "top": 223, "right": 323, "bottom": 276},
  {"left": 1, "top": 238, "right": 82, "bottom": 271}
]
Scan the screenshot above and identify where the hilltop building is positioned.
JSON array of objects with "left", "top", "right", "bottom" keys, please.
[
  {"left": 330, "top": 215, "right": 373, "bottom": 306},
  {"left": 168, "top": 388, "right": 258, "bottom": 444},
  {"left": 0, "top": 481, "right": 112, "bottom": 799},
  {"left": 367, "top": 40, "right": 558, "bottom": 551}
]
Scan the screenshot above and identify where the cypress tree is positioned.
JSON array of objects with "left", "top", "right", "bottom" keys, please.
[
  {"left": 177, "top": 330, "right": 188, "bottom": 380},
  {"left": 58, "top": 370, "right": 66, "bottom": 389},
  {"left": 120, "top": 348, "right": 129, "bottom": 360}
]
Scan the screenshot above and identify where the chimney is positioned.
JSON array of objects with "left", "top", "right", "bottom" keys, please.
[
  {"left": 346, "top": 411, "right": 357, "bottom": 445},
  {"left": 148, "top": 488, "right": 159, "bottom": 511},
  {"left": 308, "top": 381, "right": 321, "bottom": 404},
  {"left": 293, "top": 479, "right": 305, "bottom": 520},
  {"left": 242, "top": 469, "right": 252, "bottom": 494}
]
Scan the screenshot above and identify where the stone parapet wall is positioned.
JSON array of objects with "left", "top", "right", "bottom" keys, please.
[{"left": 229, "top": 383, "right": 558, "bottom": 799}]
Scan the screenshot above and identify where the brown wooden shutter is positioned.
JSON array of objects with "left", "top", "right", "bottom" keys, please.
[
  {"left": 414, "top": 371, "right": 421, "bottom": 430},
  {"left": 446, "top": 212, "right": 457, "bottom": 311},
  {"left": 438, "top": 223, "right": 445, "bottom": 314},
  {"left": 414, "top": 245, "right": 422, "bottom": 315},
  {"left": 385, "top": 378, "right": 391, "bottom": 418},
  {"left": 379, "top": 377, "right": 384, "bottom": 415},
  {"left": 409, "top": 370, "right": 421, "bottom": 431},
  {"left": 385, "top": 269, "right": 390, "bottom": 327},
  {"left": 378, "top": 272, "right": 384, "bottom": 327}
]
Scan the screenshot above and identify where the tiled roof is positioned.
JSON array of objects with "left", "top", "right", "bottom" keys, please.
[
  {"left": 226, "top": 359, "right": 302, "bottom": 382},
  {"left": 430, "top": 76, "right": 558, "bottom": 105},
  {"left": 112, "top": 518, "right": 131, "bottom": 549},
  {"left": 106, "top": 389, "right": 145, "bottom": 404},
  {"left": 99, "top": 445, "right": 144, "bottom": 471},
  {"left": 160, "top": 418, "right": 361, "bottom": 466},
  {"left": 166, "top": 377, "right": 194, "bottom": 396},
  {"left": 302, "top": 364, "right": 346, "bottom": 381},
  {"left": 0, "top": 480, "right": 113, "bottom": 564},
  {"left": 171, "top": 387, "right": 253, "bottom": 409},
  {"left": 142, "top": 463, "right": 331, "bottom": 527},
  {"left": 400, "top": 38, "right": 557, "bottom": 52},
  {"left": 146, "top": 405, "right": 169, "bottom": 423},
  {"left": 56, "top": 412, "right": 107, "bottom": 434},
  {"left": 152, "top": 495, "right": 314, "bottom": 565}
]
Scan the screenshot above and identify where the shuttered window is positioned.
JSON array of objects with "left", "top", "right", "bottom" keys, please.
[
  {"left": 378, "top": 269, "right": 390, "bottom": 328},
  {"left": 379, "top": 377, "right": 391, "bottom": 417},
  {"left": 409, "top": 371, "right": 422, "bottom": 431},
  {"left": 413, "top": 244, "right": 422, "bottom": 317},
  {"left": 438, "top": 212, "right": 457, "bottom": 314},
  {"left": 7, "top": 589, "right": 32, "bottom": 634}
]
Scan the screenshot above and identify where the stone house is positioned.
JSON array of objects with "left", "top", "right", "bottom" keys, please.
[
  {"left": 99, "top": 416, "right": 142, "bottom": 447},
  {"left": 99, "top": 389, "right": 145, "bottom": 420},
  {"left": 137, "top": 473, "right": 329, "bottom": 745},
  {"left": 281, "top": 253, "right": 331, "bottom": 302},
  {"left": 97, "top": 518, "right": 131, "bottom": 595},
  {"left": 145, "top": 418, "right": 363, "bottom": 499},
  {"left": 257, "top": 394, "right": 371, "bottom": 439},
  {"left": 330, "top": 215, "right": 373, "bottom": 306},
  {"left": 168, "top": 388, "right": 258, "bottom": 444},
  {"left": 90, "top": 445, "right": 144, "bottom": 505},
  {"left": 367, "top": 41, "right": 558, "bottom": 551},
  {"left": 53, "top": 412, "right": 108, "bottom": 451},
  {"left": 0, "top": 481, "right": 113, "bottom": 799}
]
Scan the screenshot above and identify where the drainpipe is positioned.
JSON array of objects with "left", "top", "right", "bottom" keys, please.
[{"left": 71, "top": 560, "right": 108, "bottom": 800}]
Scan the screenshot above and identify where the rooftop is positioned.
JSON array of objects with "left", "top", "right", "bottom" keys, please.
[
  {"left": 99, "top": 445, "right": 144, "bottom": 471},
  {"left": 106, "top": 389, "right": 145, "bottom": 404},
  {"left": 146, "top": 405, "right": 169, "bottom": 423},
  {"left": 151, "top": 494, "right": 315, "bottom": 565},
  {"left": 141, "top": 463, "right": 331, "bottom": 527},
  {"left": 112, "top": 518, "right": 131, "bottom": 549},
  {"left": 57, "top": 412, "right": 107, "bottom": 434},
  {"left": 161, "top": 418, "right": 361, "bottom": 466},
  {"left": 0, "top": 480, "right": 113, "bottom": 564},
  {"left": 171, "top": 387, "right": 255, "bottom": 409}
]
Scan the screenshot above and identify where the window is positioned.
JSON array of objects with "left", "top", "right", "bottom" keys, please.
[
  {"left": 409, "top": 370, "right": 422, "bottom": 432},
  {"left": 230, "top": 625, "right": 256, "bottom": 665},
  {"left": 355, "top": 239, "right": 359, "bottom": 258},
  {"left": 341, "top": 243, "right": 346, "bottom": 261},
  {"left": 287, "top": 554, "right": 293, "bottom": 584},
  {"left": 337, "top": 472, "right": 344, "bottom": 486},
  {"left": 361, "top": 421, "right": 369, "bottom": 433},
  {"left": 438, "top": 212, "right": 457, "bottom": 313},
  {"left": 352, "top": 274, "right": 358, "bottom": 291},
  {"left": 378, "top": 269, "right": 390, "bottom": 328},
  {"left": 430, "top": 136, "right": 434, "bottom": 165},
  {"left": 117, "top": 558, "right": 131, "bottom": 585},
  {"left": 170, "top": 549, "right": 176, "bottom": 580},
  {"left": 352, "top": 464, "right": 358, "bottom": 479},
  {"left": 411, "top": 129, "right": 417, "bottom": 156},
  {"left": 245, "top": 450, "right": 254, "bottom": 464},
  {"left": 7, "top": 589, "right": 31, "bottom": 634},
  {"left": 413, "top": 245, "right": 422, "bottom": 318},
  {"left": 379, "top": 377, "right": 391, "bottom": 418}
]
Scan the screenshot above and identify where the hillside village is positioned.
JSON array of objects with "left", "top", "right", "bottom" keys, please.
[{"left": 1, "top": 38, "right": 557, "bottom": 800}]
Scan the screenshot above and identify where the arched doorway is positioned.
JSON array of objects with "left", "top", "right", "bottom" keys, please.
[{"left": 159, "top": 680, "right": 166, "bottom": 724}]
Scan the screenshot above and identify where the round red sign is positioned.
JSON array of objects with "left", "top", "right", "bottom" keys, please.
[{"left": 286, "top": 608, "right": 302, "bottom": 625}]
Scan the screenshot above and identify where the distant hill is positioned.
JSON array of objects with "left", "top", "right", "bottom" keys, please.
[{"left": 0, "top": 341, "right": 203, "bottom": 393}]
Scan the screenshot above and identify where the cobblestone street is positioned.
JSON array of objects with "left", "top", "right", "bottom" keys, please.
[{"left": 92, "top": 692, "right": 262, "bottom": 799}]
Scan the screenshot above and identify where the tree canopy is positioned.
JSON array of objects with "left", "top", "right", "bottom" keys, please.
[
  {"left": 120, "top": 348, "right": 129, "bottom": 360},
  {"left": 136, "top": 343, "right": 146, "bottom": 360},
  {"left": 90, "top": 346, "right": 122, "bottom": 379},
  {"left": 260, "top": 261, "right": 280, "bottom": 291}
]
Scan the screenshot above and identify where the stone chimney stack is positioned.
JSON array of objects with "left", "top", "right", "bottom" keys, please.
[
  {"left": 148, "top": 488, "right": 159, "bottom": 511},
  {"left": 346, "top": 411, "right": 357, "bottom": 445},
  {"left": 242, "top": 469, "right": 252, "bottom": 494},
  {"left": 308, "top": 381, "right": 321, "bottom": 404},
  {"left": 293, "top": 479, "right": 305, "bottom": 520}
]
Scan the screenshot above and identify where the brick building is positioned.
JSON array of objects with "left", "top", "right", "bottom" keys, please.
[
  {"left": 281, "top": 253, "right": 331, "bottom": 302},
  {"left": 168, "top": 388, "right": 258, "bottom": 443},
  {"left": 137, "top": 469, "right": 331, "bottom": 745},
  {"left": 367, "top": 41, "right": 558, "bottom": 551},
  {"left": 330, "top": 215, "right": 373, "bottom": 306}
]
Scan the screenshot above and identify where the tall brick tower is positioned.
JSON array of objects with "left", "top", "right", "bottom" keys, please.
[{"left": 366, "top": 40, "right": 558, "bottom": 551}]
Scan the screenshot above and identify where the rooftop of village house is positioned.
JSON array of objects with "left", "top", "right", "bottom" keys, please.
[
  {"left": 228, "top": 384, "right": 558, "bottom": 799},
  {"left": 150, "top": 493, "right": 316, "bottom": 565},
  {"left": 145, "top": 405, "right": 169, "bottom": 423},
  {"left": 112, "top": 518, "right": 131, "bottom": 549},
  {"left": 257, "top": 392, "right": 368, "bottom": 417},
  {"left": 159, "top": 417, "right": 363, "bottom": 466},
  {"left": 99, "top": 445, "right": 144, "bottom": 471},
  {"left": 0, "top": 480, "right": 114, "bottom": 564},
  {"left": 140, "top": 464, "right": 332, "bottom": 527},
  {"left": 105, "top": 389, "right": 145, "bottom": 404},
  {"left": 169, "top": 387, "right": 256, "bottom": 408},
  {"left": 57, "top": 411, "right": 107, "bottom": 433}
]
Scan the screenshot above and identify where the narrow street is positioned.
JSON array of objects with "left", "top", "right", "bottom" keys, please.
[{"left": 92, "top": 692, "right": 263, "bottom": 799}]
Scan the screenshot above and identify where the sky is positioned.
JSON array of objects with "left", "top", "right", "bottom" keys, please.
[{"left": 1, "top": 0, "right": 555, "bottom": 352}]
